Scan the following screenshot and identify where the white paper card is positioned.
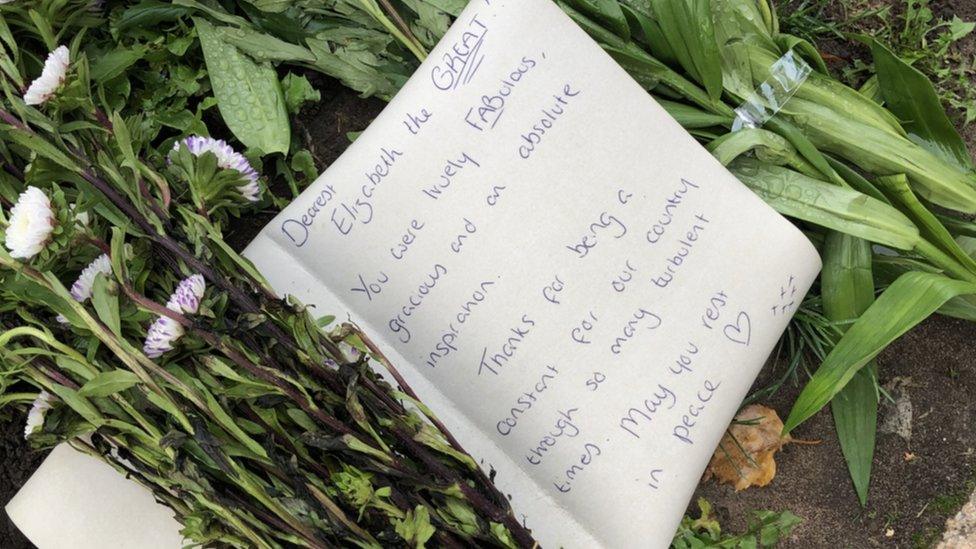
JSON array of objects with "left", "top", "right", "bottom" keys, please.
[
  {"left": 246, "top": 0, "right": 820, "bottom": 546},
  {"left": 6, "top": 444, "right": 184, "bottom": 549},
  {"left": 9, "top": 0, "right": 820, "bottom": 547}
]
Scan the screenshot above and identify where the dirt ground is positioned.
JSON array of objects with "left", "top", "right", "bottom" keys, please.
[
  {"left": 695, "top": 315, "right": 976, "bottom": 547},
  {"left": 2, "top": 3, "right": 976, "bottom": 549}
]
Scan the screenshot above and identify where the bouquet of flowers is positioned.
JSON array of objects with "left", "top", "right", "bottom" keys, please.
[{"left": 0, "top": 5, "right": 533, "bottom": 547}]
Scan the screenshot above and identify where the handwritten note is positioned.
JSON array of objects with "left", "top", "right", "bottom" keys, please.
[{"left": 247, "top": 1, "right": 821, "bottom": 547}]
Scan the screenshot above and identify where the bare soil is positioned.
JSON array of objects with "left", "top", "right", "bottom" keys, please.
[{"left": 695, "top": 315, "right": 976, "bottom": 547}]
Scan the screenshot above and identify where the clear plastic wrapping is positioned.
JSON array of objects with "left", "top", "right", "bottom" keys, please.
[{"left": 732, "top": 50, "right": 813, "bottom": 131}]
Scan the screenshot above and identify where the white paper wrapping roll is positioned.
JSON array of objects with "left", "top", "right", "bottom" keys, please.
[{"left": 6, "top": 443, "right": 184, "bottom": 549}]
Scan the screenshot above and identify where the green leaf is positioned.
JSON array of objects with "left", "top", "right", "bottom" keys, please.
[
  {"left": 785, "top": 271, "right": 976, "bottom": 433},
  {"left": 304, "top": 35, "right": 401, "bottom": 100},
  {"left": 78, "top": 370, "right": 142, "bottom": 398},
  {"left": 247, "top": 0, "right": 292, "bottom": 13},
  {"left": 825, "top": 156, "right": 888, "bottom": 204},
  {"left": 208, "top": 24, "right": 315, "bottom": 63},
  {"left": 649, "top": 0, "right": 724, "bottom": 101},
  {"left": 146, "top": 391, "right": 194, "bottom": 434},
  {"left": 91, "top": 273, "right": 122, "bottom": 337},
  {"left": 55, "top": 356, "right": 95, "bottom": 381},
  {"left": 658, "top": 99, "right": 730, "bottom": 129},
  {"left": 48, "top": 385, "right": 104, "bottom": 427},
  {"left": 821, "top": 232, "right": 877, "bottom": 506},
  {"left": 618, "top": 4, "right": 677, "bottom": 65},
  {"left": 773, "top": 34, "right": 828, "bottom": 74},
  {"left": 864, "top": 36, "right": 974, "bottom": 172},
  {"left": 201, "top": 386, "right": 269, "bottom": 459},
  {"left": 27, "top": 10, "right": 56, "bottom": 50},
  {"left": 394, "top": 505, "right": 436, "bottom": 548},
  {"left": 561, "top": 0, "right": 630, "bottom": 40},
  {"left": 710, "top": 0, "right": 777, "bottom": 100},
  {"left": 116, "top": 1, "right": 189, "bottom": 31},
  {"left": 90, "top": 46, "right": 147, "bottom": 82},
  {"left": 731, "top": 159, "right": 920, "bottom": 250},
  {"left": 4, "top": 129, "right": 81, "bottom": 174},
  {"left": 603, "top": 45, "right": 726, "bottom": 115},
  {"left": 194, "top": 17, "right": 290, "bottom": 154},
  {"left": 707, "top": 128, "right": 816, "bottom": 177},
  {"left": 110, "top": 111, "right": 138, "bottom": 176},
  {"left": 831, "top": 367, "right": 877, "bottom": 505},
  {"left": 281, "top": 73, "right": 321, "bottom": 115},
  {"left": 876, "top": 174, "right": 976, "bottom": 276},
  {"left": 286, "top": 408, "right": 316, "bottom": 431}
]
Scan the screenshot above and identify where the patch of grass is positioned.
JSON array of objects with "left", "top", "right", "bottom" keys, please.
[
  {"left": 908, "top": 469, "right": 976, "bottom": 546},
  {"left": 776, "top": 0, "right": 976, "bottom": 125},
  {"left": 672, "top": 499, "right": 802, "bottom": 548},
  {"left": 929, "top": 476, "right": 976, "bottom": 514},
  {"left": 912, "top": 526, "right": 943, "bottom": 548}
]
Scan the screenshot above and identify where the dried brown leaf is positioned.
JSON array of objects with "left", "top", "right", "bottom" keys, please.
[{"left": 704, "top": 404, "right": 791, "bottom": 491}]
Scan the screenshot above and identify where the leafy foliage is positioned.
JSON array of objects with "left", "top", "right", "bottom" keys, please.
[
  {"left": 777, "top": 0, "right": 976, "bottom": 125},
  {"left": 0, "top": 2, "right": 532, "bottom": 548},
  {"left": 672, "top": 498, "right": 801, "bottom": 548}
]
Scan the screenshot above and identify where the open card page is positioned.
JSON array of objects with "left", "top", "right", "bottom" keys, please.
[{"left": 244, "top": 0, "right": 822, "bottom": 546}]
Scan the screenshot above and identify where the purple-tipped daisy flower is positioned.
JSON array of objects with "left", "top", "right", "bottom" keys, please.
[
  {"left": 174, "top": 136, "right": 261, "bottom": 202},
  {"left": 55, "top": 253, "right": 113, "bottom": 324},
  {"left": 70, "top": 254, "right": 112, "bottom": 302},
  {"left": 143, "top": 311, "right": 186, "bottom": 359},
  {"left": 171, "top": 274, "right": 205, "bottom": 314},
  {"left": 142, "top": 274, "right": 205, "bottom": 358}
]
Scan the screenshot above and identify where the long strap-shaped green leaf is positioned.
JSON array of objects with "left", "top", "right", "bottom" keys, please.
[
  {"left": 649, "top": 0, "right": 724, "bottom": 101},
  {"left": 730, "top": 159, "right": 919, "bottom": 250},
  {"left": 876, "top": 174, "right": 976, "bottom": 277},
  {"left": 785, "top": 271, "right": 976, "bottom": 433},
  {"left": 863, "top": 36, "right": 974, "bottom": 173},
  {"left": 822, "top": 232, "right": 877, "bottom": 505}
]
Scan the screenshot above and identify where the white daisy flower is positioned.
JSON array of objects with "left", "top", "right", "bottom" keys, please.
[
  {"left": 174, "top": 136, "right": 262, "bottom": 202},
  {"left": 5, "top": 186, "right": 56, "bottom": 259},
  {"left": 69, "top": 253, "right": 112, "bottom": 302},
  {"left": 143, "top": 274, "right": 205, "bottom": 358},
  {"left": 24, "top": 391, "right": 56, "bottom": 439},
  {"left": 23, "top": 45, "right": 70, "bottom": 106}
]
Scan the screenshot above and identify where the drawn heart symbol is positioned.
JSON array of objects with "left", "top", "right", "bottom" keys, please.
[{"left": 723, "top": 311, "right": 751, "bottom": 346}]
